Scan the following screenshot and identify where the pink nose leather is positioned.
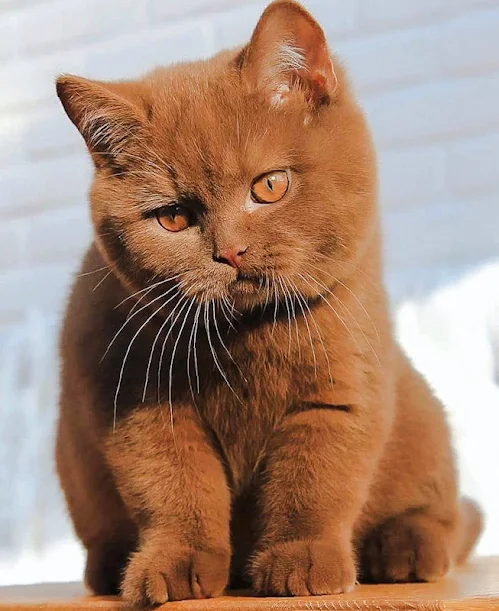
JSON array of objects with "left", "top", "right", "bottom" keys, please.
[{"left": 214, "top": 246, "right": 247, "bottom": 269}]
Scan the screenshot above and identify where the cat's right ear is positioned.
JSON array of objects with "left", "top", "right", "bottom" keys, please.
[
  {"left": 56, "top": 75, "right": 146, "bottom": 169},
  {"left": 240, "top": 0, "right": 338, "bottom": 109}
]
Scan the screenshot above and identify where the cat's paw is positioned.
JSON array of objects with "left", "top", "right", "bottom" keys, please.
[
  {"left": 361, "top": 514, "right": 452, "bottom": 583},
  {"left": 121, "top": 541, "right": 229, "bottom": 606},
  {"left": 250, "top": 539, "right": 356, "bottom": 596}
]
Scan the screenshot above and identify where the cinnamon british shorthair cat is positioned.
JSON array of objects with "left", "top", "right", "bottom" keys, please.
[{"left": 55, "top": 0, "right": 481, "bottom": 605}]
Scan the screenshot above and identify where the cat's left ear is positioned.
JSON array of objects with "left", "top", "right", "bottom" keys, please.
[
  {"left": 56, "top": 75, "right": 146, "bottom": 170},
  {"left": 241, "top": 0, "right": 337, "bottom": 108}
]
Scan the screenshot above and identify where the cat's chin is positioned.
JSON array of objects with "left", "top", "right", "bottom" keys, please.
[
  {"left": 230, "top": 277, "right": 260, "bottom": 295},
  {"left": 228, "top": 279, "right": 266, "bottom": 311}
]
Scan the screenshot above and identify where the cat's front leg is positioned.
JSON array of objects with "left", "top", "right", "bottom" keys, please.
[
  {"left": 251, "top": 405, "right": 385, "bottom": 596},
  {"left": 105, "top": 404, "right": 231, "bottom": 606}
]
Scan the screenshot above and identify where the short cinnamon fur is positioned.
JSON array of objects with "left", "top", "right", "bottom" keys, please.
[{"left": 55, "top": 1, "right": 482, "bottom": 605}]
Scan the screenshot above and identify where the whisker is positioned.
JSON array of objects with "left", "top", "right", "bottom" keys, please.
[
  {"left": 76, "top": 265, "right": 109, "bottom": 278},
  {"left": 334, "top": 278, "right": 381, "bottom": 343},
  {"left": 226, "top": 296, "right": 240, "bottom": 318},
  {"left": 168, "top": 297, "right": 196, "bottom": 412},
  {"left": 277, "top": 275, "right": 293, "bottom": 356},
  {"left": 292, "top": 289, "right": 317, "bottom": 378},
  {"left": 187, "top": 301, "right": 203, "bottom": 402},
  {"left": 102, "top": 283, "right": 180, "bottom": 361},
  {"left": 220, "top": 297, "right": 237, "bottom": 332},
  {"left": 282, "top": 276, "right": 301, "bottom": 360},
  {"left": 192, "top": 302, "right": 202, "bottom": 393},
  {"left": 112, "top": 290, "right": 179, "bottom": 430},
  {"left": 157, "top": 294, "right": 191, "bottom": 403},
  {"left": 305, "top": 263, "right": 380, "bottom": 342},
  {"left": 263, "top": 274, "right": 272, "bottom": 313},
  {"left": 307, "top": 274, "right": 381, "bottom": 365},
  {"left": 299, "top": 273, "right": 366, "bottom": 363},
  {"left": 212, "top": 301, "right": 247, "bottom": 383},
  {"left": 272, "top": 270, "right": 279, "bottom": 336},
  {"left": 114, "top": 274, "right": 182, "bottom": 310},
  {"left": 125, "top": 286, "right": 157, "bottom": 322},
  {"left": 141, "top": 285, "right": 192, "bottom": 402},
  {"left": 204, "top": 302, "right": 242, "bottom": 403},
  {"left": 154, "top": 295, "right": 192, "bottom": 449},
  {"left": 92, "top": 270, "right": 112, "bottom": 291},
  {"left": 295, "top": 285, "right": 333, "bottom": 388},
  {"left": 304, "top": 272, "right": 381, "bottom": 366},
  {"left": 304, "top": 250, "right": 377, "bottom": 288}
]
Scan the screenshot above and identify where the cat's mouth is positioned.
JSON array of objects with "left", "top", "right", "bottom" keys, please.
[{"left": 230, "top": 272, "right": 264, "bottom": 295}]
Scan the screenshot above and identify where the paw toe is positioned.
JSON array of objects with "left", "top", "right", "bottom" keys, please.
[
  {"left": 251, "top": 539, "right": 356, "bottom": 597},
  {"left": 122, "top": 543, "right": 229, "bottom": 606}
]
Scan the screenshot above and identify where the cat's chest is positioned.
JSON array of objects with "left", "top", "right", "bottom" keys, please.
[
  {"left": 200, "top": 358, "right": 292, "bottom": 492},
  {"left": 192, "top": 317, "right": 338, "bottom": 490}
]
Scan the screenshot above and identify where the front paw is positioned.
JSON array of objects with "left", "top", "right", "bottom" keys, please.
[
  {"left": 250, "top": 539, "right": 356, "bottom": 596},
  {"left": 121, "top": 540, "right": 229, "bottom": 606}
]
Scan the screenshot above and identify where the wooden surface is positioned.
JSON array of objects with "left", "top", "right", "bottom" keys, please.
[{"left": 1, "top": 558, "right": 498, "bottom": 610}]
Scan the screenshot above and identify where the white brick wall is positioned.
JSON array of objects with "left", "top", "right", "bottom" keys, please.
[
  {"left": 0, "top": 0, "right": 497, "bottom": 327},
  {"left": 0, "top": 0, "right": 498, "bottom": 584},
  {"left": 358, "top": 0, "right": 499, "bottom": 29}
]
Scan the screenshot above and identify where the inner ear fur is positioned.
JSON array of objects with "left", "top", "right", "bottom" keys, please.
[
  {"left": 56, "top": 75, "right": 148, "bottom": 169},
  {"left": 240, "top": 0, "right": 338, "bottom": 108}
]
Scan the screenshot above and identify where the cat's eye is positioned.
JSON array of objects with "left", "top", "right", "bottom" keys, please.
[
  {"left": 250, "top": 170, "right": 290, "bottom": 204},
  {"left": 155, "top": 205, "right": 192, "bottom": 232}
]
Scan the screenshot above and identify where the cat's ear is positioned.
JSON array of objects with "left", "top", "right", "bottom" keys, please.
[
  {"left": 56, "top": 75, "right": 146, "bottom": 169},
  {"left": 241, "top": 0, "right": 337, "bottom": 108}
]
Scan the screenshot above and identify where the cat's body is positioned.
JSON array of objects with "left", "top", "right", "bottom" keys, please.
[{"left": 56, "top": 1, "right": 481, "bottom": 605}]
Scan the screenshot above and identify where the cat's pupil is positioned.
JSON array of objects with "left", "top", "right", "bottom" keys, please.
[
  {"left": 155, "top": 205, "right": 191, "bottom": 232},
  {"left": 267, "top": 178, "right": 274, "bottom": 191},
  {"left": 170, "top": 207, "right": 182, "bottom": 222}
]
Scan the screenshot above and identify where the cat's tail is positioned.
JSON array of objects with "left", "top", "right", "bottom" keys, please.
[{"left": 455, "top": 497, "right": 483, "bottom": 565}]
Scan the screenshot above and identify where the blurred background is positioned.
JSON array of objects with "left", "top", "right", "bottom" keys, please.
[{"left": 0, "top": 0, "right": 498, "bottom": 586}]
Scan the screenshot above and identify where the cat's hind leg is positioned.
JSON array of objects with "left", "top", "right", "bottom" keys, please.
[
  {"left": 360, "top": 509, "right": 453, "bottom": 583},
  {"left": 359, "top": 353, "right": 482, "bottom": 583},
  {"left": 360, "top": 498, "right": 482, "bottom": 583}
]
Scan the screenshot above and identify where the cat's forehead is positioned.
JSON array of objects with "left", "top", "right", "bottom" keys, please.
[
  {"left": 147, "top": 72, "right": 250, "bottom": 139},
  {"left": 145, "top": 67, "right": 307, "bottom": 185},
  {"left": 147, "top": 56, "right": 307, "bottom": 137}
]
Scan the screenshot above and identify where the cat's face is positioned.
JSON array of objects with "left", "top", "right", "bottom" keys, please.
[{"left": 58, "top": 1, "right": 376, "bottom": 312}]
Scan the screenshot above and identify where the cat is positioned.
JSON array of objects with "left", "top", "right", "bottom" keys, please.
[{"left": 55, "top": 0, "right": 482, "bottom": 605}]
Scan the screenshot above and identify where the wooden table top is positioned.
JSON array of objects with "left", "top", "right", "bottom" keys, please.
[{"left": 1, "top": 557, "right": 498, "bottom": 610}]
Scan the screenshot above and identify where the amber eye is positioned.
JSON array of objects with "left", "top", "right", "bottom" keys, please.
[
  {"left": 250, "top": 170, "right": 290, "bottom": 204},
  {"left": 155, "top": 205, "right": 192, "bottom": 232}
]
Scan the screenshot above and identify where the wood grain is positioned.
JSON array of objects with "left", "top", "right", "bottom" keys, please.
[{"left": 0, "top": 558, "right": 498, "bottom": 610}]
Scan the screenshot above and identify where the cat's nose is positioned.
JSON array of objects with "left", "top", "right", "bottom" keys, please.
[{"left": 213, "top": 245, "right": 248, "bottom": 269}]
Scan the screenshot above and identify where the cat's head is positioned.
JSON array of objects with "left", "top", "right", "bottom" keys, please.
[{"left": 57, "top": 0, "right": 376, "bottom": 312}]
